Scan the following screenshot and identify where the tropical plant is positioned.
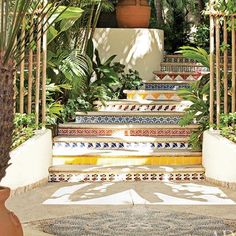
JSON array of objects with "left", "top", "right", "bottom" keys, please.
[
  {"left": 47, "top": 0, "right": 114, "bottom": 121},
  {"left": 176, "top": 46, "right": 210, "bottom": 150},
  {"left": 220, "top": 113, "right": 236, "bottom": 143},
  {"left": 12, "top": 113, "right": 36, "bottom": 150},
  {"left": 0, "top": 0, "right": 72, "bottom": 182}
]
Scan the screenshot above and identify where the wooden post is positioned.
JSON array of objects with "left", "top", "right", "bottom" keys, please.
[
  {"left": 215, "top": 17, "right": 221, "bottom": 128},
  {"left": 27, "top": 18, "right": 34, "bottom": 114},
  {"left": 42, "top": 2, "right": 47, "bottom": 127},
  {"left": 209, "top": 13, "right": 215, "bottom": 125},
  {"left": 232, "top": 16, "right": 236, "bottom": 113},
  {"left": 35, "top": 14, "right": 42, "bottom": 127},
  {"left": 19, "top": 18, "right": 25, "bottom": 114},
  {"left": 223, "top": 17, "right": 228, "bottom": 114}
]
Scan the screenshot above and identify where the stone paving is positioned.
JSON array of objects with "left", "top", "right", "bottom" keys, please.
[{"left": 6, "top": 181, "right": 236, "bottom": 235}]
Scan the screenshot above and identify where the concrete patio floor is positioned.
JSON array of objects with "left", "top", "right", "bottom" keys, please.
[{"left": 6, "top": 181, "right": 236, "bottom": 236}]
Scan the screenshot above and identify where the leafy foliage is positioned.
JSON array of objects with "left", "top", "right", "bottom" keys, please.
[
  {"left": 12, "top": 113, "right": 36, "bottom": 150},
  {"left": 220, "top": 113, "right": 236, "bottom": 143},
  {"left": 61, "top": 45, "right": 143, "bottom": 121},
  {"left": 177, "top": 46, "right": 210, "bottom": 150},
  {"left": 178, "top": 76, "right": 210, "bottom": 150},
  {"left": 176, "top": 46, "right": 210, "bottom": 68}
]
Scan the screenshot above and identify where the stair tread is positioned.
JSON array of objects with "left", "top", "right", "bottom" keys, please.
[
  {"left": 75, "top": 111, "right": 185, "bottom": 115},
  {"left": 53, "top": 149, "right": 201, "bottom": 157},
  {"left": 153, "top": 71, "right": 209, "bottom": 75},
  {"left": 143, "top": 80, "right": 194, "bottom": 84},
  {"left": 160, "top": 62, "right": 204, "bottom": 66},
  {"left": 59, "top": 123, "right": 198, "bottom": 128},
  {"left": 94, "top": 100, "right": 190, "bottom": 104},
  {"left": 123, "top": 90, "right": 178, "bottom": 93},
  {"left": 49, "top": 164, "right": 204, "bottom": 173},
  {"left": 53, "top": 136, "right": 190, "bottom": 142}
]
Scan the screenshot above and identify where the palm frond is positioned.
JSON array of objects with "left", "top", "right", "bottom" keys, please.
[{"left": 0, "top": 0, "right": 71, "bottom": 65}]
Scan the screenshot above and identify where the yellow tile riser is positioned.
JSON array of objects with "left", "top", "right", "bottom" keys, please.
[
  {"left": 53, "top": 156, "right": 202, "bottom": 166},
  {"left": 126, "top": 93, "right": 181, "bottom": 101}
]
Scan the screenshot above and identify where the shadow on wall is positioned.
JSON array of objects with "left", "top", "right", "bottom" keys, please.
[{"left": 93, "top": 28, "right": 164, "bottom": 80}]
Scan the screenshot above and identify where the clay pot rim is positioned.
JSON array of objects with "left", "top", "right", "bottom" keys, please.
[{"left": 0, "top": 186, "right": 10, "bottom": 194}]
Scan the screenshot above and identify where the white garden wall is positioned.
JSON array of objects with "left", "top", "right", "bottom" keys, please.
[
  {"left": 203, "top": 130, "right": 236, "bottom": 188},
  {"left": 93, "top": 28, "right": 164, "bottom": 80},
  {"left": 0, "top": 129, "right": 52, "bottom": 192}
]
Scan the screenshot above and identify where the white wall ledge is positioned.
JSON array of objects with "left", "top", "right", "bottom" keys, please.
[
  {"left": 203, "top": 130, "right": 236, "bottom": 186},
  {"left": 0, "top": 129, "right": 52, "bottom": 191}
]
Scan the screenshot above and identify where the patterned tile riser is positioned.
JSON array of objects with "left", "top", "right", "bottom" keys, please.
[
  {"left": 161, "top": 65, "right": 209, "bottom": 73},
  {"left": 49, "top": 172, "right": 205, "bottom": 182},
  {"left": 75, "top": 115, "right": 182, "bottom": 125},
  {"left": 58, "top": 128, "right": 193, "bottom": 137},
  {"left": 126, "top": 93, "right": 181, "bottom": 101},
  {"left": 53, "top": 141, "right": 191, "bottom": 151},
  {"left": 96, "top": 104, "right": 180, "bottom": 112},
  {"left": 53, "top": 156, "right": 202, "bottom": 166},
  {"left": 163, "top": 57, "right": 197, "bottom": 64},
  {"left": 163, "top": 56, "right": 232, "bottom": 64},
  {"left": 144, "top": 83, "right": 191, "bottom": 90},
  {"left": 154, "top": 74, "right": 203, "bottom": 81}
]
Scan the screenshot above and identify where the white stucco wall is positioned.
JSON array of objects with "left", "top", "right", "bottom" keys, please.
[
  {"left": 0, "top": 129, "right": 52, "bottom": 190},
  {"left": 93, "top": 28, "right": 164, "bottom": 80},
  {"left": 203, "top": 130, "right": 236, "bottom": 183}
]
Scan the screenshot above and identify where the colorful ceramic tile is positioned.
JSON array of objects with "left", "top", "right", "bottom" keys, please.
[
  {"left": 53, "top": 156, "right": 202, "bottom": 166},
  {"left": 58, "top": 127, "right": 194, "bottom": 137},
  {"left": 75, "top": 115, "right": 182, "bottom": 125},
  {"left": 49, "top": 171, "right": 205, "bottom": 182},
  {"left": 126, "top": 92, "right": 181, "bottom": 101},
  {"left": 144, "top": 83, "right": 191, "bottom": 91},
  {"left": 163, "top": 56, "right": 196, "bottom": 64},
  {"left": 160, "top": 65, "right": 209, "bottom": 73},
  {"left": 53, "top": 141, "right": 191, "bottom": 153},
  {"left": 154, "top": 73, "right": 204, "bottom": 81},
  {"left": 96, "top": 104, "right": 179, "bottom": 112}
]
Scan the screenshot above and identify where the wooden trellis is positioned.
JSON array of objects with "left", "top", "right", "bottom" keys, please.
[
  {"left": 16, "top": 8, "right": 47, "bottom": 127},
  {"left": 209, "top": 4, "right": 236, "bottom": 128}
]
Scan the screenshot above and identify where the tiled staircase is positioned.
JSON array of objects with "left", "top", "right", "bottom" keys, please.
[{"left": 49, "top": 54, "right": 208, "bottom": 182}]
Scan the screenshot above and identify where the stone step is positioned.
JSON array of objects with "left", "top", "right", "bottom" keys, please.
[
  {"left": 123, "top": 90, "right": 182, "bottom": 101},
  {"left": 53, "top": 136, "right": 192, "bottom": 155},
  {"left": 58, "top": 123, "right": 198, "bottom": 137},
  {"left": 94, "top": 100, "right": 191, "bottom": 112},
  {"left": 75, "top": 111, "right": 185, "bottom": 125},
  {"left": 49, "top": 165, "right": 205, "bottom": 182},
  {"left": 52, "top": 150, "right": 202, "bottom": 166},
  {"left": 160, "top": 62, "right": 209, "bottom": 73},
  {"left": 153, "top": 71, "right": 208, "bottom": 81}
]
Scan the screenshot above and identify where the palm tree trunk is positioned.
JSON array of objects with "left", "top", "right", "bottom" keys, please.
[
  {"left": 0, "top": 59, "right": 15, "bottom": 181},
  {"left": 155, "top": 0, "right": 164, "bottom": 28}
]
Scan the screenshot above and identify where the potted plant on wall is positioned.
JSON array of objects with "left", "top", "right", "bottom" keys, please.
[
  {"left": 0, "top": 1, "right": 74, "bottom": 235},
  {"left": 116, "top": 0, "right": 151, "bottom": 28}
]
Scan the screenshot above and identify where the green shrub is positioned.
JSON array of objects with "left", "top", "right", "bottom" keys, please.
[
  {"left": 220, "top": 113, "right": 236, "bottom": 143},
  {"left": 12, "top": 113, "right": 37, "bottom": 150}
]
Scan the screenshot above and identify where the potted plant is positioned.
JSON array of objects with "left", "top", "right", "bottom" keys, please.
[
  {"left": 0, "top": 1, "right": 73, "bottom": 235},
  {"left": 116, "top": 0, "right": 151, "bottom": 28}
]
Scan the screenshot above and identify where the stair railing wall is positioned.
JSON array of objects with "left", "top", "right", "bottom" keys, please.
[
  {"left": 209, "top": 10, "right": 236, "bottom": 128},
  {"left": 15, "top": 8, "right": 47, "bottom": 128}
]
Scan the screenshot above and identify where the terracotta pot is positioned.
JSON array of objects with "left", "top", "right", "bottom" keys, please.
[
  {"left": 116, "top": 0, "right": 151, "bottom": 28},
  {"left": 0, "top": 187, "right": 23, "bottom": 236}
]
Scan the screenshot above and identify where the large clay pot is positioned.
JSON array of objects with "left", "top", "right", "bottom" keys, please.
[
  {"left": 0, "top": 187, "right": 23, "bottom": 236},
  {"left": 116, "top": 0, "right": 151, "bottom": 28}
]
